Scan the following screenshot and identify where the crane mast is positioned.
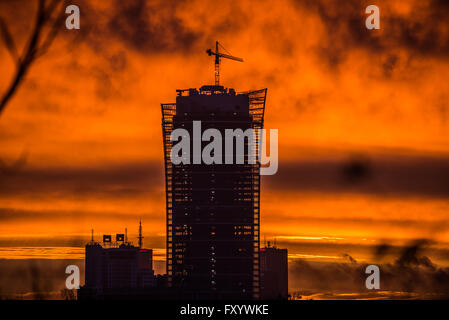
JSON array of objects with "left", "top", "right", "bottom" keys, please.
[{"left": 206, "top": 41, "right": 243, "bottom": 86}]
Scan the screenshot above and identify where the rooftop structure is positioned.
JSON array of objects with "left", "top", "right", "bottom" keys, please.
[{"left": 83, "top": 224, "right": 156, "bottom": 292}]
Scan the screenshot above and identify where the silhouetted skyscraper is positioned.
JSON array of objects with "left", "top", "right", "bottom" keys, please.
[{"left": 161, "top": 85, "right": 267, "bottom": 299}]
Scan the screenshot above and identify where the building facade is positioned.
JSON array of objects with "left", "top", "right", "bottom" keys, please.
[
  {"left": 260, "top": 244, "right": 288, "bottom": 300},
  {"left": 84, "top": 237, "right": 156, "bottom": 291},
  {"left": 161, "top": 85, "right": 267, "bottom": 299}
]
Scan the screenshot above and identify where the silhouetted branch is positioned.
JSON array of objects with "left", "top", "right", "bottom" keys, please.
[
  {"left": 0, "top": 0, "right": 67, "bottom": 175},
  {"left": 36, "top": 2, "right": 67, "bottom": 59},
  {"left": 0, "top": 0, "right": 67, "bottom": 116},
  {"left": 0, "top": 17, "right": 20, "bottom": 63}
]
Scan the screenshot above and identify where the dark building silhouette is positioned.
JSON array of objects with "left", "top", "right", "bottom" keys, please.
[
  {"left": 80, "top": 226, "right": 156, "bottom": 298},
  {"left": 260, "top": 243, "right": 288, "bottom": 300},
  {"left": 161, "top": 85, "right": 267, "bottom": 299}
]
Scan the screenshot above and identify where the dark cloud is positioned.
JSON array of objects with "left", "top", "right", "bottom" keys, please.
[
  {"left": 0, "top": 207, "right": 163, "bottom": 223},
  {"left": 293, "top": 0, "right": 449, "bottom": 69},
  {"left": 341, "top": 156, "right": 372, "bottom": 184},
  {"left": 107, "top": 0, "right": 201, "bottom": 53},
  {"left": 0, "top": 151, "right": 27, "bottom": 175},
  {"left": 0, "top": 257, "right": 166, "bottom": 298},
  {"left": 3, "top": 152, "right": 449, "bottom": 202},
  {"left": 2, "top": 152, "right": 449, "bottom": 219},
  {"left": 264, "top": 153, "right": 449, "bottom": 198},
  {"left": 0, "top": 259, "right": 83, "bottom": 299},
  {"left": 68, "top": 0, "right": 203, "bottom": 54},
  {"left": 60, "top": 0, "right": 258, "bottom": 58},
  {"left": 382, "top": 54, "right": 398, "bottom": 77},
  {"left": 394, "top": 239, "right": 432, "bottom": 266},
  {"left": 278, "top": 239, "right": 449, "bottom": 264},
  {"left": 390, "top": 0, "right": 449, "bottom": 56},
  {"left": 290, "top": 240, "right": 449, "bottom": 299},
  {"left": 342, "top": 253, "right": 357, "bottom": 264},
  {"left": 0, "top": 161, "right": 164, "bottom": 198},
  {"left": 268, "top": 215, "right": 449, "bottom": 234},
  {"left": 290, "top": 259, "right": 449, "bottom": 299}
]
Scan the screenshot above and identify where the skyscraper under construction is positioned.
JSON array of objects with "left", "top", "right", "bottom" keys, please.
[{"left": 161, "top": 85, "right": 267, "bottom": 299}]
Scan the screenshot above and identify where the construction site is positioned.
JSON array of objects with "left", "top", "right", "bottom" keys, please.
[{"left": 79, "top": 42, "right": 287, "bottom": 300}]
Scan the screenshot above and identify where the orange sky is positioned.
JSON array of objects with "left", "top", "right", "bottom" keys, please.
[{"left": 1, "top": 0, "right": 449, "bottom": 279}]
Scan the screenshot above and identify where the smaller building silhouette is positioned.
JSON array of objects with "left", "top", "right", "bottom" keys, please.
[
  {"left": 81, "top": 224, "right": 156, "bottom": 298},
  {"left": 260, "top": 242, "right": 288, "bottom": 300},
  {"left": 85, "top": 241, "right": 156, "bottom": 290}
]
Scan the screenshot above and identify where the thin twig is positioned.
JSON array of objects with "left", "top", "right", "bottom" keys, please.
[{"left": 0, "top": 0, "right": 66, "bottom": 116}]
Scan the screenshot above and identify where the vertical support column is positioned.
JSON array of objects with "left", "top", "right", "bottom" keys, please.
[
  {"left": 247, "top": 88, "right": 267, "bottom": 300},
  {"left": 215, "top": 41, "right": 220, "bottom": 86},
  {"left": 162, "top": 103, "right": 176, "bottom": 287}
]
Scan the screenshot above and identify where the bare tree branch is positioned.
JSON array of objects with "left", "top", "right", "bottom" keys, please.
[
  {"left": 0, "top": 17, "right": 20, "bottom": 63},
  {"left": 0, "top": 0, "right": 67, "bottom": 175},
  {"left": 36, "top": 0, "right": 68, "bottom": 59},
  {"left": 0, "top": 0, "right": 67, "bottom": 116}
]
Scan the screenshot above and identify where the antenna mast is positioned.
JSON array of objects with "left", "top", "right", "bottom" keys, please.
[
  {"left": 125, "top": 227, "right": 128, "bottom": 243},
  {"left": 138, "top": 220, "right": 144, "bottom": 249}
]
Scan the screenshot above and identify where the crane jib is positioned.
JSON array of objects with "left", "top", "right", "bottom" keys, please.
[{"left": 206, "top": 41, "right": 244, "bottom": 86}]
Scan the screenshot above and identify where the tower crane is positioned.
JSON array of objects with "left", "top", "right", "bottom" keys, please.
[{"left": 206, "top": 41, "right": 243, "bottom": 86}]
